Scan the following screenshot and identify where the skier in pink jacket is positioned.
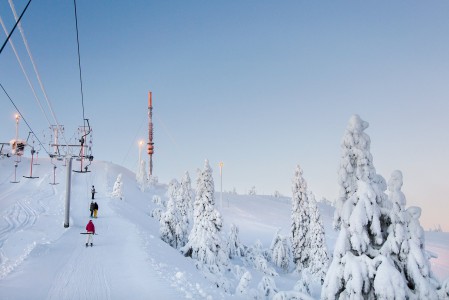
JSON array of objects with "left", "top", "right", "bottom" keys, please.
[{"left": 85, "top": 220, "right": 95, "bottom": 247}]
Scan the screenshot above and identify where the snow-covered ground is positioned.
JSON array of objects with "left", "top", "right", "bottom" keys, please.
[{"left": 0, "top": 157, "right": 448, "bottom": 299}]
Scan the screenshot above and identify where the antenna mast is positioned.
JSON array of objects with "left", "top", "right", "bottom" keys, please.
[{"left": 147, "top": 91, "right": 154, "bottom": 176}]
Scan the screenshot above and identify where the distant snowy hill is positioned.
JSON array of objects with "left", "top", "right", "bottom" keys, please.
[{"left": 0, "top": 157, "right": 447, "bottom": 299}]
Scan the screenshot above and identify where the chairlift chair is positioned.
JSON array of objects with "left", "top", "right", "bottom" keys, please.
[{"left": 49, "top": 165, "right": 59, "bottom": 185}]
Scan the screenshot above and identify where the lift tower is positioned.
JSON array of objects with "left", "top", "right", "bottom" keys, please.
[{"left": 147, "top": 91, "right": 154, "bottom": 176}]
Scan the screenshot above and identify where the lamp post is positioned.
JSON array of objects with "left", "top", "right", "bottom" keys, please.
[
  {"left": 219, "top": 161, "right": 223, "bottom": 209},
  {"left": 15, "top": 113, "right": 20, "bottom": 140},
  {"left": 138, "top": 140, "right": 144, "bottom": 164}
]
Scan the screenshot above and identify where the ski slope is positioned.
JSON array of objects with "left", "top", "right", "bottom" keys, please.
[
  {"left": 0, "top": 158, "right": 229, "bottom": 299},
  {"left": 0, "top": 157, "right": 448, "bottom": 299}
]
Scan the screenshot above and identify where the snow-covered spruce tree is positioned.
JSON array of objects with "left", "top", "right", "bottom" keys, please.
[
  {"left": 181, "top": 159, "right": 228, "bottom": 268},
  {"left": 322, "top": 115, "right": 400, "bottom": 299},
  {"left": 294, "top": 268, "right": 313, "bottom": 296},
  {"left": 307, "top": 192, "right": 329, "bottom": 284},
  {"left": 150, "top": 195, "right": 164, "bottom": 220},
  {"left": 258, "top": 276, "right": 278, "bottom": 299},
  {"left": 136, "top": 160, "right": 148, "bottom": 192},
  {"left": 405, "top": 206, "right": 440, "bottom": 299},
  {"left": 227, "top": 223, "right": 245, "bottom": 258},
  {"left": 439, "top": 278, "right": 449, "bottom": 299},
  {"left": 160, "top": 179, "right": 183, "bottom": 248},
  {"left": 380, "top": 170, "right": 442, "bottom": 299},
  {"left": 245, "top": 240, "right": 278, "bottom": 276},
  {"left": 180, "top": 171, "right": 194, "bottom": 224},
  {"left": 195, "top": 168, "right": 201, "bottom": 192},
  {"left": 270, "top": 229, "right": 291, "bottom": 272},
  {"left": 148, "top": 175, "right": 158, "bottom": 187},
  {"left": 111, "top": 173, "right": 123, "bottom": 200},
  {"left": 291, "top": 164, "right": 311, "bottom": 272},
  {"left": 175, "top": 173, "right": 191, "bottom": 248},
  {"left": 236, "top": 271, "right": 252, "bottom": 296},
  {"left": 381, "top": 171, "right": 408, "bottom": 272}
]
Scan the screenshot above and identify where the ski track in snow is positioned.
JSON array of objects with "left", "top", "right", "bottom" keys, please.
[
  {"left": 0, "top": 174, "right": 56, "bottom": 278},
  {"left": 46, "top": 246, "right": 111, "bottom": 300}
]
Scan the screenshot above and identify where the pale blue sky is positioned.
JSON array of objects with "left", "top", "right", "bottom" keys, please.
[{"left": 1, "top": 1, "right": 448, "bottom": 230}]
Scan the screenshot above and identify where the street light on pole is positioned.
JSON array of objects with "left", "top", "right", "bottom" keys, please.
[
  {"left": 219, "top": 161, "right": 224, "bottom": 209},
  {"left": 15, "top": 113, "right": 20, "bottom": 140},
  {"left": 138, "top": 140, "right": 144, "bottom": 164}
]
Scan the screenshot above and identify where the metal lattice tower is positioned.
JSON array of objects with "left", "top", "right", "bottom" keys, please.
[{"left": 147, "top": 91, "right": 154, "bottom": 176}]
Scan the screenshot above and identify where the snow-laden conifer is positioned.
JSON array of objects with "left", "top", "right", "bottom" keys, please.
[
  {"left": 160, "top": 179, "right": 184, "bottom": 248},
  {"left": 270, "top": 229, "right": 291, "bottom": 272},
  {"left": 175, "top": 173, "right": 191, "bottom": 248},
  {"left": 244, "top": 240, "right": 278, "bottom": 276},
  {"left": 236, "top": 271, "right": 252, "bottom": 296},
  {"left": 322, "top": 115, "right": 394, "bottom": 299},
  {"left": 148, "top": 175, "right": 158, "bottom": 187},
  {"left": 380, "top": 170, "right": 441, "bottom": 299},
  {"left": 439, "top": 278, "right": 449, "bottom": 299},
  {"left": 150, "top": 195, "right": 164, "bottom": 220},
  {"left": 227, "top": 223, "right": 245, "bottom": 258},
  {"left": 136, "top": 160, "right": 148, "bottom": 192},
  {"left": 294, "top": 269, "right": 312, "bottom": 296},
  {"left": 405, "top": 206, "right": 440, "bottom": 299},
  {"left": 181, "top": 160, "right": 227, "bottom": 267},
  {"left": 258, "top": 276, "right": 278, "bottom": 299},
  {"left": 307, "top": 192, "right": 328, "bottom": 283},
  {"left": 180, "top": 171, "right": 194, "bottom": 223},
  {"left": 111, "top": 173, "right": 123, "bottom": 200},
  {"left": 291, "top": 164, "right": 310, "bottom": 272}
]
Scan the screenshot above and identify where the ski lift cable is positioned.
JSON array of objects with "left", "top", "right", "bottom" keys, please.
[
  {"left": 0, "top": 0, "right": 31, "bottom": 55},
  {"left": 8, "top": 0, "right": 71, "bottom": 149},
  {"left": 0, "top": 15, "right": 53, "bottom": 127},
  {"left": 0, "top": 82, "right": 51, "bottom": 156},
  {"left": 73, "top": 0, "right": 94, "bottom": 162},
  {"left": 73, "top": 0, "right": 88, "bottom": 131}
]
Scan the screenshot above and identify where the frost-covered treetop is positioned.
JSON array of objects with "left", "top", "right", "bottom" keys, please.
[
  {"left": 335, "top": 114, "right": 379, "bottom": 229},
  {"left": 195, "top": 159, "right": 215, "bottom": 215},
  {"left": 292, "top": 165, "right": 307, "bottom": 193},
  {"left": 388, "top": 170, "right": 406, "bottom": 207},
  {"left": 167, "top": 179, "right": 180, "bottom": 199},
  {"left": 181, "top": 171, "right": 191, "bottom": 186},
  {"left": 346, "top": 114, "right": 369, "bottom": 133},
  {"left": 339, "top": 114, "right": 375, "bottom": 183}
]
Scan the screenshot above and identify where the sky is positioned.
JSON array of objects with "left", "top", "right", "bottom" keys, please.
[{"left": 0, "top": 1, "right": 448, "bottom": 230}]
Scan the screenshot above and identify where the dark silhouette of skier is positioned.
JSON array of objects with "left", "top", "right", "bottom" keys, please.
[
  {"left": 89, "top": 201, "right": 95, "bottom": 217},
  {"left": 93, "top": 202, "right": 99, "bottom": 218},
  {"left": 91, "top": 185, "right": 96, "bottom": 199}
]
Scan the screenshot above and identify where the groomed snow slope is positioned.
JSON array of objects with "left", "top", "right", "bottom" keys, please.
[
  {"left": 0, "top": 158, "right": 231, "bottom": 299},
  {"left": 0, "top": 158, "right": 447, "bottom": 299}
]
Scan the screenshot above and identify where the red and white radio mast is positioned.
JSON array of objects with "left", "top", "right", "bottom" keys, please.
[{"left": 147, "top": 91, "right": 154, "bottom": 176}]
